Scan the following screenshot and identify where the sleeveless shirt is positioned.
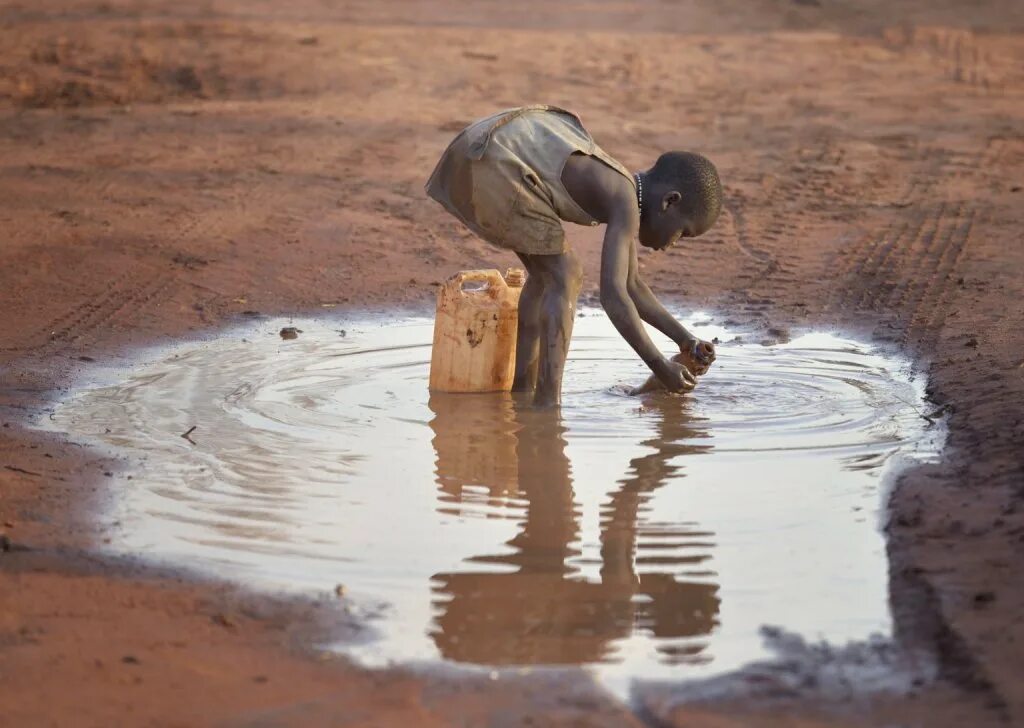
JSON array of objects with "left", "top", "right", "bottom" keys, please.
[{"left": 425, "top": 105, "right": 635, "bottom": 256}]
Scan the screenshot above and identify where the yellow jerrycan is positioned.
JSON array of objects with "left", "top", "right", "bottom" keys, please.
[{"left": 429, "top": 268, "right": 525, "bottom": 392}]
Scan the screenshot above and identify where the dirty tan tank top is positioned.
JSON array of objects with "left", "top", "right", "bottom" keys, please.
[{"left": 426, "top": 105, "right": 636, "bottom": 256}]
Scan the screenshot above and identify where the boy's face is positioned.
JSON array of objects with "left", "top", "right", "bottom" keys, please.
[{"left": 639, "top": 199, "right": 711, "bottom": 251}]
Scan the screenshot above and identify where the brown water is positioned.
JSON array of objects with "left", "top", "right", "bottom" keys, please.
[{"left": 46, "top": 312, "right": 941, "bottom": 692}]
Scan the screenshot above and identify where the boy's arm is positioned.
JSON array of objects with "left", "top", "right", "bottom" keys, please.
[
  {"left": 626, "top": 242, "right": 716, "bottom": 371},
  {"left": 625, "top": 242, "right": 700, "bottom": 349},
  {"left": 600, "top": 218, "right": 696, "bottom": 393}
]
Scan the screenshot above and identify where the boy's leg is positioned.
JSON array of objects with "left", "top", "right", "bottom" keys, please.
[
  {"left": 532, "top": 249, "right": 584, "bottom": 407},
  {"left": 512, "top": 253, "right": 542, "bottom": 392}
]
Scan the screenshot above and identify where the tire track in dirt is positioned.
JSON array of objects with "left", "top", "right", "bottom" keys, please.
[
  {"left": 848, "top": 216, "right": 918, "bottom": 310},
  {"left": 722, "top": 145, "right": 842, "bottom": 324},
  {"left": 833, "top": 199, "right": 976, "bottom": 347},
  {"left": 9, "top": 162, "right": 289, "bottom": 356},
  {"left": 908, "top": 205, "right": 976, "bottom": 339},
  {"left": 831, "top": 129, "right": 985, "bottom": 346},
  {"left": 854, "top": 205, "right": 936, "bottom": 312},
  {"left": 28, "top": 270, "right": 135, "bottom": 346},
  {"left": 12, "top": 213, "right": 209, "bottom": 356},
  {"left": 719, "top": 195, "right": 784, "bottom": 323},
  {"left": 43, "top": 273, "right": 177, "bottom": 353},
  {"left": 724, "top": 195, "right": 776, "bottom": 274}
]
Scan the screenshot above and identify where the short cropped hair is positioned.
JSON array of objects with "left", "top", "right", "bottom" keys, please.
[{"left": 648, "top": 152, "right": 722, "bottom": 230}]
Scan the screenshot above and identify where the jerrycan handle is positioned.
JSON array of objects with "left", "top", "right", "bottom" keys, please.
[{"left": 443, "top": 269, "right": 507, "bottom": 299}]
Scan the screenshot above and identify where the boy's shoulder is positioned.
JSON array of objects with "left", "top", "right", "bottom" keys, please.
[
  {"left": 562, "top": 150, "right": 638, "bottom": 224},
  {"left": 463, "top": 105, "right": 588, "bottom": 159},
  {"left": 482, "top": 105, "right": 587, "bottom": 129}
]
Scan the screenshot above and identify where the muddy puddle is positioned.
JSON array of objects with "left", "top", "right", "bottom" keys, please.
[{"left": 46, "top": 312, "right": 942, "bottom": 693}]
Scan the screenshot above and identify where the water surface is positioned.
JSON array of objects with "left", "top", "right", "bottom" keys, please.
[{"left": 47, "top": 313, "right": 941, "bottom": 690}]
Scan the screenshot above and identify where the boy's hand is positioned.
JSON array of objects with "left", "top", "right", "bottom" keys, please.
[
  {"left": 675, "top": 339, "right": 716, "bottom": 376},
  {"left": 653, "top": 357, "right": 697, "bottom": 393}
]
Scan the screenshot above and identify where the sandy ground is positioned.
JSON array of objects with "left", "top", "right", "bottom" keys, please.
[{"left": 1, "top": 1, "right": 1023, "bottom": 725}]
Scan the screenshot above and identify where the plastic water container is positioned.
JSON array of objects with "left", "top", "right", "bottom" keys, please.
[{"left": 429, "top": 268, "right": 525, "bottom": 392}]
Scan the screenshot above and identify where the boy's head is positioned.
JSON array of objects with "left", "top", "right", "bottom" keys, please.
[{"left": 638, "top": 152, "right": 722, "bottom": 250}]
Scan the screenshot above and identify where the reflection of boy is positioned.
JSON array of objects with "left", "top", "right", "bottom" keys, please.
[
  {"left": 427, "top": 400, "right": 720, "bottom": 664},
  {"left": 427, "top": 105, "right": 722, "bottom": 406}
]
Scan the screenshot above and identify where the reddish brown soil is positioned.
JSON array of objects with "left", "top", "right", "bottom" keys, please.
[{"left": 2, "top": 1, "right": 1023, "bottom": 725}]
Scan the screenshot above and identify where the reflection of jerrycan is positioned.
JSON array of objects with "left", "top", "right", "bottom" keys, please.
[
  {"left": 429, "top": 268, "right": 525, "bottom": 392},
  {"left": 428, "top": 393, "right": 519, "bottom": 497}
]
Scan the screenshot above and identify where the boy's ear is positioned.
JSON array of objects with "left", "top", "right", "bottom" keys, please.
[{"left": 662, "top": 190, "right": 682, "bottom": 211}]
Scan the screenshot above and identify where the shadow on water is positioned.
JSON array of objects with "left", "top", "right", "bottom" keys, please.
[{"left": 428, "top": 392, "right": 719, "bottom": 666}]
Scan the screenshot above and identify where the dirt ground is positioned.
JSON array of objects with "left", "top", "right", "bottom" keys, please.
[{"left": 1, "top": 1, "right": 1023, "bottom": 725}]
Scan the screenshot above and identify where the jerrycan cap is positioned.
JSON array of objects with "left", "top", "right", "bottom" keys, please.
[{"left": 504, "top": 268, "right": 526, "bottom": 287}]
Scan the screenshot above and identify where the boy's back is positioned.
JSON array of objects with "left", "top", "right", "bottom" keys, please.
[{"left": 426, "top": 105, "right": 635, "bottom": 256}]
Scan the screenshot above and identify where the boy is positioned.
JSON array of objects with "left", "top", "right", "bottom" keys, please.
[{"left": 426, "top": 105, "right": 721, "bottom": 406}]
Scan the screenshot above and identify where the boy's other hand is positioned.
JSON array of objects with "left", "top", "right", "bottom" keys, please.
[
  {"left": 674, "top": 340, "right": 716, "bottom": 376},
  {"left": 655, "top": 357, "right": 697, "bottom": 393}
]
